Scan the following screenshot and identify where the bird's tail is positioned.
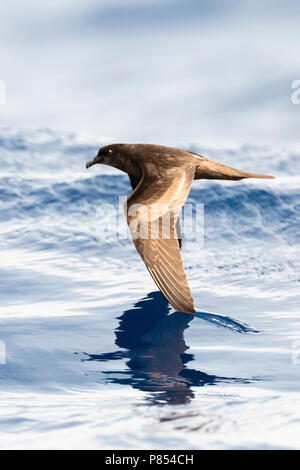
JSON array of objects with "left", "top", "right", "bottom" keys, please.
[{"left": 195, "top": 159, "right": 275, "bottom": 181}]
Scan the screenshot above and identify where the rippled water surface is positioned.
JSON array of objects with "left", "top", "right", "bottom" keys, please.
[{"left": 0, "top": 129, "right": 299, "bottom": 449}]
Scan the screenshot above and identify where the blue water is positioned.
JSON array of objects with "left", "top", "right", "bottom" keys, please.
[{"left": 0, "top": 128, "right": 299, "bottom": 449}]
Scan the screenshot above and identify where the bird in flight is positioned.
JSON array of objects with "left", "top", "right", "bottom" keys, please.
[{"left": 86, "top": 144, "right": 274, "bottom": 314}]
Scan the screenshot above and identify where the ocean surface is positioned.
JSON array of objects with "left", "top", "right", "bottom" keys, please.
[{"left": 0, "top": 128, "right": 299, "bottom": 449}]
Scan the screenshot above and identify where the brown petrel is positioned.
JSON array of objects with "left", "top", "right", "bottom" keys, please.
[{"left": 86, "top": 144, "right": 274, "bottom": 314}]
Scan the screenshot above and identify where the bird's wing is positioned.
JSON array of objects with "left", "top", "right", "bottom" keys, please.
[
  {"left": 126, "top": 165, "right": 195, "bottom": 314},
  {"left": 128, "top": 172, "right": 182, "bottom": 249}
]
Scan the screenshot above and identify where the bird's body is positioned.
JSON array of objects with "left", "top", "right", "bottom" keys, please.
[{"left": 86, "top": 144, "right": 274, "bottom": 314}]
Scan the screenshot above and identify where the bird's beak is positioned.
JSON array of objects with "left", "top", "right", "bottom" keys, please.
[{"left": 86, "top": 156, "right": 100, "bottom": 169}]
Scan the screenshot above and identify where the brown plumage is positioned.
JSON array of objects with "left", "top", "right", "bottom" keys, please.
[{"left": 86, "top": 144, "right": 274, "bottom": 314}]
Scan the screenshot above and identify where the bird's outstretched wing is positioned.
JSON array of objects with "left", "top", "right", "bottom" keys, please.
[
  {"left": 125, "top": 165, "right": 195, "bottom": 314},
  {"left": 128, "top": 173, "right": 182, "bottom": 249}
]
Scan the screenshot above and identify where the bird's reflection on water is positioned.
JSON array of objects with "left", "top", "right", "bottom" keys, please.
[{"left": 83, "top": 292, "right": 249, "bottom": 405}]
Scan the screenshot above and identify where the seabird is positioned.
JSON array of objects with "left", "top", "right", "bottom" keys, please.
[{"left": 86, "top": 144, "right": 274, "bottom": 314}]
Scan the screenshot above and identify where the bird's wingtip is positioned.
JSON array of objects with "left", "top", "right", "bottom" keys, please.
[{"left": 260, "top": 174, "right": 276, "bottom": 179}]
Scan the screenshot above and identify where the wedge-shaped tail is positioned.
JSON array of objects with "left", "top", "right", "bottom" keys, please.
[{"left": 195, "top": 159, "right": 275, "bottom": 181}]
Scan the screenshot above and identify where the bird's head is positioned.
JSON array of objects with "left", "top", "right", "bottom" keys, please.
[
  {"left": 86, "top": 143, "right": 144, "bottom": 182},
  {"left": 86, "top": 144, "right": 122, "bottom": 169}
]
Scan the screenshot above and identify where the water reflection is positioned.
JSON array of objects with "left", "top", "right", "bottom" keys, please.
[{"left": 83, "top": 292, "right": 248, "bottom": 405}]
